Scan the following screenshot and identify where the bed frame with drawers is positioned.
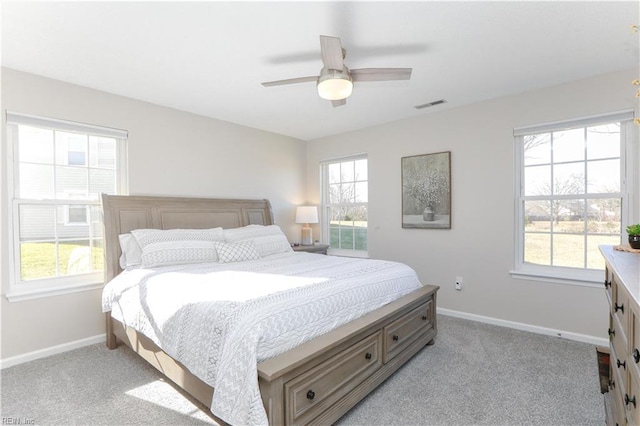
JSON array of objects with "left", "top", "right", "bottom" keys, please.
[{"left": 101, "top": 194, "right": 439, "bottom": 425}]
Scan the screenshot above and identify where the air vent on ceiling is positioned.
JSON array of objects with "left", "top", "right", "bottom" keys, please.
[{"left": 414, "top": 99, "right": 447, "bottom": 109}]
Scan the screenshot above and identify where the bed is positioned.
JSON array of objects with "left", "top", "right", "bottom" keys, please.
[{"left": 101, "top": 194, "right": 438, "bottom": 425}]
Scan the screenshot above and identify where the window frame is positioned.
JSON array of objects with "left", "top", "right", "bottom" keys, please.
[
  {"left": 320, "top": 154, "right": 369, "bottom": 258},
  {"left": 5, "top": 112, "right": 128, "bottom": 302},
  {"left": 512, "top": 110, "right": 637, "bottom": 287}
]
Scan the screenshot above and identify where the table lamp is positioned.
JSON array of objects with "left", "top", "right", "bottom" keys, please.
[{"left": 295, "top": 206, "right": 318, "bottom": 246}]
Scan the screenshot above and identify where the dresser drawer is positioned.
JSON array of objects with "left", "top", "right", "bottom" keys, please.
[
  {"left": 383, "top": 300, "right": 434, "bottom": 363},
  {"left": 610, "top": 347, "right": 627, "bottom": 419},
  {"left": 605, "top": 389, "right": 626, "bottom": 426},
  {"left": 630, "top": 308, "right": 640, "bottom": 384},
  {"left": 627, "top": 367, "right": 640, "bottom": 424},
  {"left": 613, "top": 275, "right": 629, "bottom": 328},
  {"left": 605, "top": 265, "right": 614, "bottom": 306},
  {"left": 284, "top": 331, "right": 382, "bottom": 425},
  {"left": 611, "top": 315, "right": 629, "bottom": 367}
]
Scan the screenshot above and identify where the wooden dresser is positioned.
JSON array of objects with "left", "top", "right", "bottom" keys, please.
[{"left": 600, "top": 245, "right": 640, "bottom": 425}]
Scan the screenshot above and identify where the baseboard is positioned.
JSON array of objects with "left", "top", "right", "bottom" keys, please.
[
  {"left": 437, "top": 307, "right": 608, "bottom": 347},
  {"left": 1, "top": 311, "right": 608, "bottom": 369},
  {"left": 0, "top": 333, "right": 106, "bottom": 370}
]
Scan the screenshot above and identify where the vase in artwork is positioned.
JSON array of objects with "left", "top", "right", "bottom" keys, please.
[{"left": 423, "top": 208, "right": 435, "bottom": 221}]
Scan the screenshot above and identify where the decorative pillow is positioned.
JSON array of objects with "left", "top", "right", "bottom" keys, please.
[
  {"left": 223, "top": 225, "right": 292, "bottom": 257},
  {"left": 214, "top": 241, "right": 261, "bottom": 264},
  {"left": 131, "top": 228, "right": 224, "bottom": 248},
  {"left": 118, "top": 233, "right": 142, "bottom": 269},
  {"left": 140, "top": 240, "right": 217, "bottom": 267},
  {"left": 130, "top": 228, "right": 225, "bottom": 267}
]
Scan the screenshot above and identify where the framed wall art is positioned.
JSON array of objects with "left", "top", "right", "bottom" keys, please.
[{"left": 401, "top": 151, "right": 451, "bottom": 229}]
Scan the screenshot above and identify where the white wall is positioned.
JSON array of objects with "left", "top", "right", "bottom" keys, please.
[
  {"left": 1, "top": 68, "right": 306, "bottom": 360},
  {"left": 306, "top": 68, "right": 639, "bottom": 339},
  {"left": 2, "top": 67, "right": 637, "bottom": 363}
]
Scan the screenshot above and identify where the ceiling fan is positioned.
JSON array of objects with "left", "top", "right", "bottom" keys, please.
[{"left": 261, "top": 35, "right": 412, "bottom": 107}]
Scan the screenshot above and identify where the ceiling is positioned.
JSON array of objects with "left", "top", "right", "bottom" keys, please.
[{"left": 2, "top": 1, "right": 638, "bottom": 141}]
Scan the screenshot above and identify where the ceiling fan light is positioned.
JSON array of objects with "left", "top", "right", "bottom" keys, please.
[
  {"left": 317, "top": 78, "right": 353, "bottom": 100},
  {"left": 317, "top": 68, "right": 353, "bottom": 100}
]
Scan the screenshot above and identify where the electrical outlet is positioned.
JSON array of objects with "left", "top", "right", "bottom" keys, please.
[{"left": 455, "top": 276, "right": 463, "bottom": 291}]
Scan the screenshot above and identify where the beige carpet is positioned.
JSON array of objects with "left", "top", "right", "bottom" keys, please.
[{"left": 1, "top": 315, "right": 604, "bottom": 425}]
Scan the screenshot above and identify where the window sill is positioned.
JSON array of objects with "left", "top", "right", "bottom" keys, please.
[
  {"left": 509, "top": 269, "right": 603, "bottom": 288},
  {"left": 5, "top": 280, "right": 104, "bottom": 302}
]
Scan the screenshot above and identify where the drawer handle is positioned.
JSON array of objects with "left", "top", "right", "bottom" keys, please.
[
  {"left": 604, "top": 280, "right": 611, "bottom": 289},
  {"left": 634, "top": 349, "right": 640, "bottom": 364},
  {"left": 365, "top": 352, "right": 372, "bottom": 360},
  {"left": 608, "top": 328, "right": 615, "bottom": 337},
  {"left": 617, "top": 359, "right": 626, "bottom": 370},
  {"left": 392, "top": 335, "right": 399, "bottom": 342},
  {"left": 421, "top": 315, "right": 427, "bottom": 321},
  {"left": 615, "top": 303, "right": 624, "bottom": 314},
  {"left": 306, "top": 390, "right": 315, "bottom": 400},
  {"left": 609, "top": 379, "right": 616, "bottom": 389},
  {"left": 625, "top": 394, "right": 637, "bottom": 408}
]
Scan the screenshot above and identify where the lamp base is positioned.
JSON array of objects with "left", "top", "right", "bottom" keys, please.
[{"left": 301, "top": 225, "right": 313, "bottom": 246}]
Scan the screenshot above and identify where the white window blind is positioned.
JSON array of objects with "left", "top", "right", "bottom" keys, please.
[{"left": 6, "top": 112, "right": 128, "bottom": 301}]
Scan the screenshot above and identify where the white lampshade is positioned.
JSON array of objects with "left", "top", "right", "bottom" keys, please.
[
  {"left": 296, "top": 206, "right": 318, "bottom": 246},
  {"left": 317, "top": 68, "right": 353, "bottom": 101},
  {"left": 295, "top": 206, "right": 318, "bottom": 224}
]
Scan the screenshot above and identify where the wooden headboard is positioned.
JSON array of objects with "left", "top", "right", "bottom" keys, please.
[{"left": 100, "top": 194, "right": 275, "bottom": 282}]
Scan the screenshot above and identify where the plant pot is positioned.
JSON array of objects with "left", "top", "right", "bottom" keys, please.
[
  {"left": 423, "top": 208, "right": 435, "bottom": 222},
  {"left": 630, "top": 235, "right": 640, "bottom": 250}
]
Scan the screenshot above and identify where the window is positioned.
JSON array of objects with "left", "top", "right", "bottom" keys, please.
[
  {"left": 6, "top": 112, "right": 127, "bottom": 300},
  {"left": 66, "top": 136, "right": 87, "bottom": 166},
  {"left": 513, "top": 111, "right": 636, "bottom": 285},
  {"left": 321, "top": 155, "right": 368, "bottom": 256},
  {"left": 66, "top": 206, "right": 88, "bottom": 225},
  {"left": 65, "top": 193, "right": 89, "bottom": 225}
]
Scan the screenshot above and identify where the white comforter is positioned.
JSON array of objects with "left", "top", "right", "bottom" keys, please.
[{"left": 102, "top": 252, "right": 423, "bottom": 425}]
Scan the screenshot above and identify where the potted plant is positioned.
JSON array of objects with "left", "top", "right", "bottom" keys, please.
[{"left": 627, "top": 224, "right": 640, "bottom": 249}]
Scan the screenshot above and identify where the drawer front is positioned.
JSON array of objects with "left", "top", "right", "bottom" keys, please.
[
  {"left": 612, "top": 314, "right": 629, "bottom": 369},
  {"left": 383, "top": 300, "right": 434, "bottom": 363},
  {"left": 631, "top": 306, "right": 640, "bottom": 384},
  {"left": 285, "top": 331, "right": 382, "bottom": 425},
  {"left": 627, "top": 368, "right": 640, "bottom": 424},
  {"left": 605, "top": 266, "right": 614, "bottom": 307},
  {"left": 605, "top": 390, "right": 625, "bottom": 426},
  {"left": 610, "top": 347, "right": 628, "bottom": 422},
  {"left": 613, "top": 276, "right": 629, "bottom": 330}
]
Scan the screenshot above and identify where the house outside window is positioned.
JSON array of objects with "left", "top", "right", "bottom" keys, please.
[
  {"left": 513, "top": 110, "right": 636, "bottom": 286},
  {"left": 6, "top": 112, "right": 127, "bottom": 301},
  {"left": 321, "top": 155, "right": 368, "bottom": 257},
  {"left": 65, "top": 193, "right": 90, "bottom": 226}
]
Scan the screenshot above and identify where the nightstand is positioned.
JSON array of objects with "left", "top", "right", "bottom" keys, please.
[{"left": 292, "top": 244, "right": 329, "bottom": 255}]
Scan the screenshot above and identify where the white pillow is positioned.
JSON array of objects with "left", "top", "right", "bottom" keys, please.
[
  {"left": 132, "top": 228, "right": 224, "bottom": 247},
  {"left": 214, "top": 241, "right": 260, "bottom": 263},
  {"left": 119, "top": 233, "right": 142, "bottom": 269},
  {"left": 141, "top": 240, "right": 217, "bottom": 267},
  {"left": 131, "top": 228, "right": 225, "bottom": 267},
  {"left": 223, "top": 225, "right": 292, "bottom": 257}
]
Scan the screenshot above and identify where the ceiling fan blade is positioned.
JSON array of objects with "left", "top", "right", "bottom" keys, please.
[
  {"left": 261, "top": 76, "right": 317, "bottom": 87},
  {"left": 331, "top": 98, "right": 346, "bottom": 108},
  {"left": 320, "top": 35, "right": 344, "bottom": 71},
  {"left": 350, "top": 68, "right": 412, "bottom": 82}
]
